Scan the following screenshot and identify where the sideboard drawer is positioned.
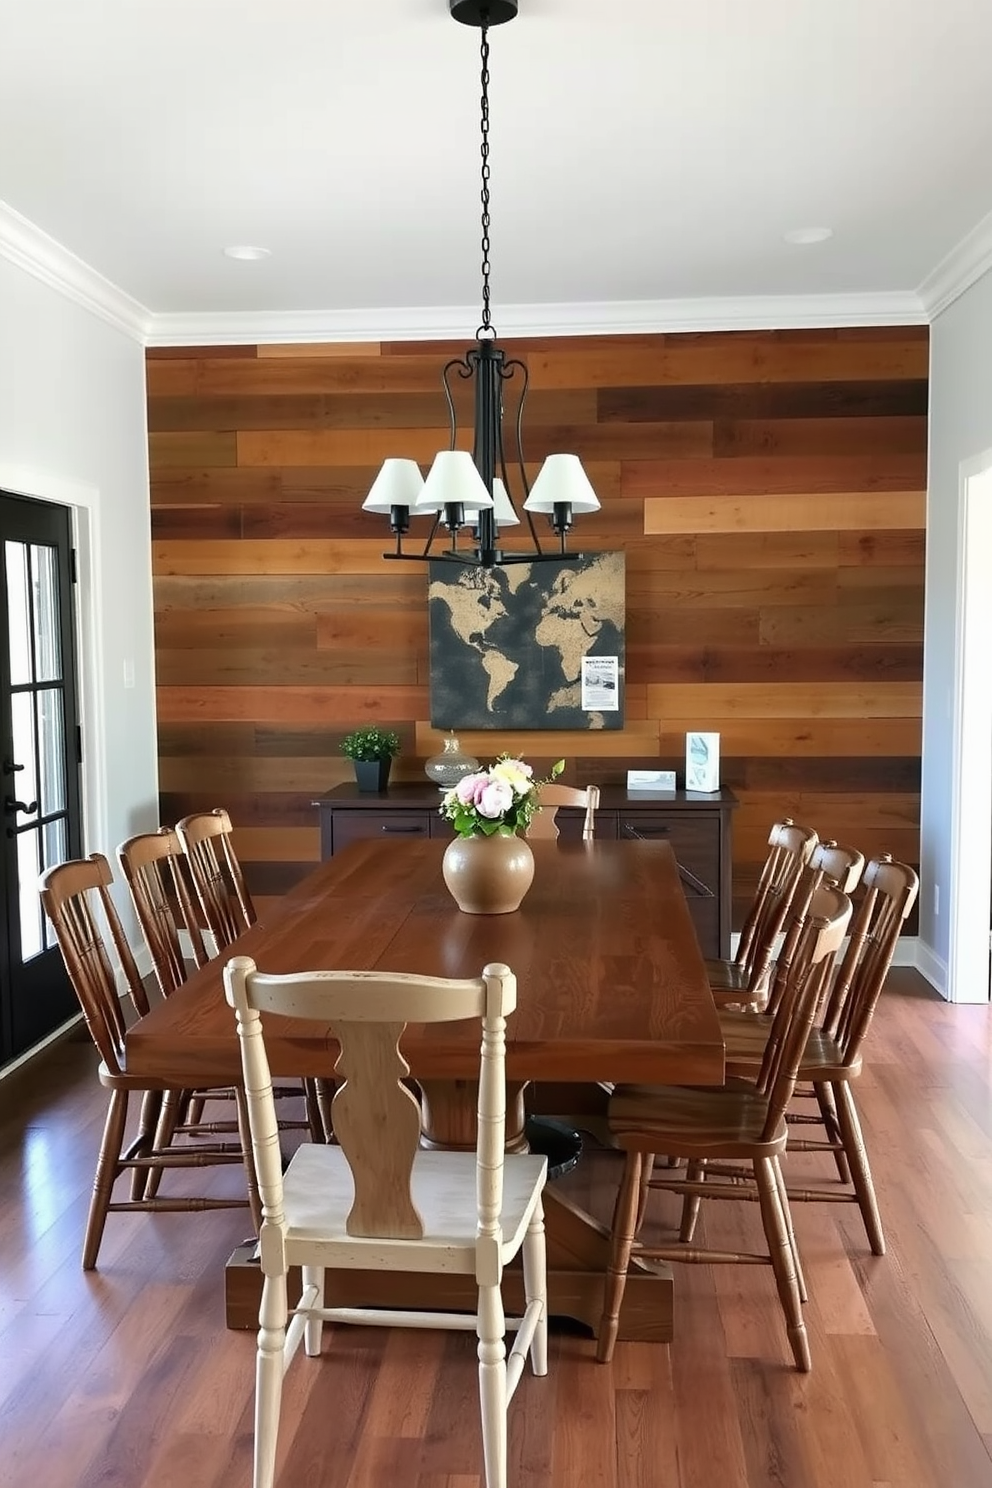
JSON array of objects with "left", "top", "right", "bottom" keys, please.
[{"left": 331, "top": 811, "right": 434, "bottom": 854}]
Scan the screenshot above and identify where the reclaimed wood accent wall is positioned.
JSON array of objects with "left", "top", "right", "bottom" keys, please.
[{"left": 147, "top": 326, "right": 927, "bottom": 923}]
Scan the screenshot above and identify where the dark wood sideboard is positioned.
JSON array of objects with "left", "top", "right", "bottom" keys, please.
[{"left": 314, "top": 783, "right": 737, "bottom": 958}]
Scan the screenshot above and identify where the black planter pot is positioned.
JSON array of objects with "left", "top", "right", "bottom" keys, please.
[{"left": 353, "top": 758, "right": 392, "bottom": 793}]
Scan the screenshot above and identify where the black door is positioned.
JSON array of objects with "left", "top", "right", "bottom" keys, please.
[{"left": 0, "top": 491, "right": 83, "bottom": 1064}]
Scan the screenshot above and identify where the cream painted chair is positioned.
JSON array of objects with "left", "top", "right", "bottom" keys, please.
[
  {"left": 224, "top": 956, "right": 548, "bottom": 1488},
  {"left": 526, "top": 783, "right": 600, "bottom": 840}
]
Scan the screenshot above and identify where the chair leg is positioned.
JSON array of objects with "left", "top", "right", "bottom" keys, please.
[
  {"left": 83, "top": 1089, "right": 129, "bottom": 1271},
  {"left": 235, "top": 1085, "right": 263, "bottom": 1234},
  {"left": 596, "top": 1149, "right": 643, "bottom": 1364},
  {"left": 813, "top": 1081, "right": 850, "bottom": 1182},
  {"left": 477, "top": 1282, "right": 508, "bottom": 1488},
  {"left": 254, "top": 1272, "right": 288, "bottom": 1488},
  {"left": 679, "top": 1159, "right": 706, "bottom": 1243},
  {"left": 303, "top": 1265, "right": 325, "bottom": 1357},
  {"left": 754, "top": 1155, "right": 810, "bottom": 1371},
  {"left": 634, "top": 1152, "right": 656, "bottom": 1234},
  {"left": 833, "top": 1079, "right": 885, "bottom": 1256},
  {"left": 521, "top": 1200, "right": 548, "bottom": 1376},
  {"left": 129, "top": 1089, "right": 163, "bottom": 1201},
  {"left": 773, "top": 1154, "right": 807, "bottom": 1304},
  {"left": 145, "top": 1088, "right": 183, "bottom": 1201}
]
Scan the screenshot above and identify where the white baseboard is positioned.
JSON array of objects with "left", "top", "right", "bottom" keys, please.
[{"left": 913, "top": 938, "right": 949, "bottom": 998}]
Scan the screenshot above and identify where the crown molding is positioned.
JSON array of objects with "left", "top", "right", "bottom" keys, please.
[
  {"left": 145, "top": 290, "right": 926, "bottom": 346},
  {"left": 0, "top": 199, "right": 150, "bottom": 342},
  {"left": 918, "top": 207, "right": 992, "bottom": 320}
]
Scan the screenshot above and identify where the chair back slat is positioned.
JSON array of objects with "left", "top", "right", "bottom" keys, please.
[
  {"left": 757, "top": 885, "right": 852, "bottom": 1141},
  {"left": 118, "top": 827, "right": 209, "bottom": 995},
  {"left": 527, "top": 784, "right": 600, "bottom": 841},
  {"left": 821, "top": 856, "right": 919, "bottom": 1057},
  {"left": 38, "top": 854, "right": 148, "bottom": 1072},
  {"left": 225, "top": 959, "right": 516, "bottom": 1245},
  {"left": 735, "top": 819, "right": 818, "bottom": 986},
  {"left": 763, "top": 839, "right": 865, "bottom": 1014},
  {"left": 177, "top": 808, "right": 255, "bottom": 949}
]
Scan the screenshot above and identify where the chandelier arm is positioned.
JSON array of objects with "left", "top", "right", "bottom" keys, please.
[{"left": 441, "top": 356, "right": 472, "bottom": 451}]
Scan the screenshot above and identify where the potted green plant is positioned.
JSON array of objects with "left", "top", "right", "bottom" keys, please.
[{"left": 340, "top": 725, "right": 400, "bottom": 793}]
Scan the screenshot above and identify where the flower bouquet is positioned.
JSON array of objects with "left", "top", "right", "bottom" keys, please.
[{"left": 439, "top": 755, "right": 564, "bottom": 838}]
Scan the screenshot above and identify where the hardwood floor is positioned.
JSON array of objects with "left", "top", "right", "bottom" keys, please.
[{"left": 2, "top": 968, "right": 991, "bottom": 1488}]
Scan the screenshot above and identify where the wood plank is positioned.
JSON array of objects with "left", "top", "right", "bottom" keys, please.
[
  {"left": 657, "top": 718, "right": 921, "bottom": 756},
  {"left": 147, "top": 431, "right": 238, "bottom": 468},
  {"left": 598, "top": 379, "right": 929, "bottom": 422},
  {"left": 624, "top": 454, "right": 927, "bottom": 497},
  {"left": 644, "top": 492, "right": 926, "bottom": 534},
  {"left": 156, "top": 684, "right": 428, "bottom": 725},
  {"left": 154, "top": 647, "right": 420, "bottom": 687},
  {"left": 644, "top": 681, "right": 922, "bottom": 720},
  {"left": 153, "top": 538, "right": 409, "bottom": 576},
  {"left": 712, "top": 415, "right": 928, "bottom": 458}
]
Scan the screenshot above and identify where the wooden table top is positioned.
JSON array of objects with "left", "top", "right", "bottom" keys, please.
[{"left": 125, "top": 838, "right": 725, "bottom": 1089}]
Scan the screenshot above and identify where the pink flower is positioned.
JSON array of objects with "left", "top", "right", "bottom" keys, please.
[
  {"left": 476, "top": 779, "right": 514, "bottom": 818},
  {"left": 454, "top": 772, "right": 488, "bottom": 806}
]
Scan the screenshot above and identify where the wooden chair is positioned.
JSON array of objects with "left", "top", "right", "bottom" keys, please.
[
  {"left": 175, "top": 807, "right": 255, "bottom": 948},
  {"left": 38, "top": 854, "right": 250, "bottom": 1270},
  {"left": 596, "top": 884, "right": 852, "bottom": 1372},
  {"left": 526, "top": 783, "right": 600, "bottom": 841},
  {"left": 173, "top": 810, "right": 329, "bottom": 1141},
  {"left": 224, "top": 955, "right": 548, "bottom": 1488},
  {"left": 720, "top": 855, "right": 919, "bottom": 1254},
  {"left": 704, "top": 818, "right": 818, "bottom": 1009},
  {"left": 117, "top": 828, "right": 322, "bottom": 1161}
]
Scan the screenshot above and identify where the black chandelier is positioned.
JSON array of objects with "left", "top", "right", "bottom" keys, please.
[{"left": 362, "top": 0, "right": 600, "bottom": 568}]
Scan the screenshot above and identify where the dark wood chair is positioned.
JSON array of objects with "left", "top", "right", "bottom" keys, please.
[
  {"left": 175, "top": 808, "right": 331, "bottom": 1141},
  {"left": 705, "top": 818, "right": 819, "bottom": 1010},
  {"left": 38, "top": 854, "right": 251, "bottom": 1269},
  {"left": 719, "top": 854, "right": 919, "bottom": 1253},
  {"left": 596, "top": 884, "right": 853, "bottom": 1372}
]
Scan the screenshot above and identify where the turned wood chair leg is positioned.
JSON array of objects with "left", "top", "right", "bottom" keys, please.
[
  {"left": 833, "top": 1079, "right": 885, "bottom": 1256},
  {"left": 522, "top": 1201, "right": 548, "bottom": 1376},
  {"left": 597, "top": 1150, "right": 643, "bottom": 1364},
  {"left": 84, "top": 1090, "right": 129, "bottom": 1270},
  {"left": 478, "top": 1282, "right": 508, "bottom": 1488},
  {"left": 129, "top": 1088, "right": 163, "bottom": 1201},
  {"left": 814, "top": 1081, "right": 851, "bottom": 1182},
  {"left": 634, "top": 1152, "right": 656, "bottom": 1234},
  {"left": 234, "top": 1085, "right": 263, "bottom": 1233},
  {"left": 755, "top": 1154, "right": 810, "bottom": 1371},
  {"left": 679, "top": 1159, "right": 706, "bottom": 1243},
  {"left": 254, "top": 1271, "right": 287, "bottom": 1488},
  {"left": 773, "top": 1153, "right": 807, "bottom": 1304}
]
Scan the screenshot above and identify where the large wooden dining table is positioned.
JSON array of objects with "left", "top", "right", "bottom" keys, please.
[{"left": 125, "top": 836, "right": 725, "bottom": 1342}]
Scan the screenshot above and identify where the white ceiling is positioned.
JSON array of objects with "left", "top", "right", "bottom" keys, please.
[{"left": 2, "top": 0, "right": 992, "bottom": 342}]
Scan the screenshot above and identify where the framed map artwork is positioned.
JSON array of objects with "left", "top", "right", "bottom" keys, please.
[{"left": 428, "top": 552, "right": 625, "bottom": 730}]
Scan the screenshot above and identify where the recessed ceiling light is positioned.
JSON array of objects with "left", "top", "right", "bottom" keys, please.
[
  {"left": 223, "top": 245, "right": 272, "bottom": 261},
  {"left": 783, "top": 227, "right": 834, "bottom": 246}
]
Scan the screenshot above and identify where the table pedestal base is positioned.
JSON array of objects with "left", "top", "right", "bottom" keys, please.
[{"left": 224, "top": 1184, "right": 674, "bottom": 1343}]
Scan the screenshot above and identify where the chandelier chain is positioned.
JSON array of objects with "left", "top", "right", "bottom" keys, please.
[{"left": 479, "top": 24, "right": 494, "bottom": 336}]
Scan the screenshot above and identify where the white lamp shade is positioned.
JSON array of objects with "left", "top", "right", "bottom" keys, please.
[
  {"left": 523, "top": 453, "right": 601, "bottom": 514},
  {"left": 416, "top": 450, "right": 494, "bottom": 514},
  {"left": 491, "top": 477, "right": 520, "bottom": 528},
  {"left": 362, "top": 458, "right": 426, "bottom": 514}
]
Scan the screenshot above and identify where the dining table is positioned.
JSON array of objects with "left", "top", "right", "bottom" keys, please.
[{"left": 125, "top": 835, "right": 725, "bottom": 1342}]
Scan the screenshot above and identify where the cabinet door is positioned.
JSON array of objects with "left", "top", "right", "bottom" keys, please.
[{"left": 620, "top": 812, "right": 721, "bottom": 956}]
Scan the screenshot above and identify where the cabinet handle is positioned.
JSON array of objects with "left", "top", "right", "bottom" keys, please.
[
  {"left": 380, "top": 824, "right": 425, "bottom": 835},
  {"left": 623, "top": 823, "right": 669, "bottom": 839}
]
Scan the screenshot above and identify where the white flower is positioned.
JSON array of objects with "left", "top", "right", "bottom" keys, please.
[{"left": 490, "top": 757, "right": 533, "bottom": 797}]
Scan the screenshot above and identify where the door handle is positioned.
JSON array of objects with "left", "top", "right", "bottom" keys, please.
[
  {"left": 3, "top": 796, "right": 38, "bottom": 816},
  {"left": 2, "top": 759, "right": 25, "bottom": 776}
]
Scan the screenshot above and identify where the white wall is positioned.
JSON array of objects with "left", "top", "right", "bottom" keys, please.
[
  {"left": 0, "top": 254, "right": 158, "bottom": 883},
  {"left": 921, "top": 265, "right": 992, "bottom": 994}
]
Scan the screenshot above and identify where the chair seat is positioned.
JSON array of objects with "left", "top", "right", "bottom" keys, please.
[
  {"left": 608, "top": 1083, "right": 786, "bottom": 1158},
  {"left": 282, "top": 1143, "right": 547, "bottom": 1272},
  {"left": 703, "top": 958, "right": 770, "bottom": 1009},
  {"left": 718, "top": 1014, "right": 862, "bottom": 1081}
]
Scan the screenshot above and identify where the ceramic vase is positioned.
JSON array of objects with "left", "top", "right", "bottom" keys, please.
[{"left": 442, "top": 832, "right": 535, "bottom": 914}]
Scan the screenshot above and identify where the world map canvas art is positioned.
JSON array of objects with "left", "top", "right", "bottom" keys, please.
[{"left": 428, "top": 552, "right": 625, "bottom": 730}]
